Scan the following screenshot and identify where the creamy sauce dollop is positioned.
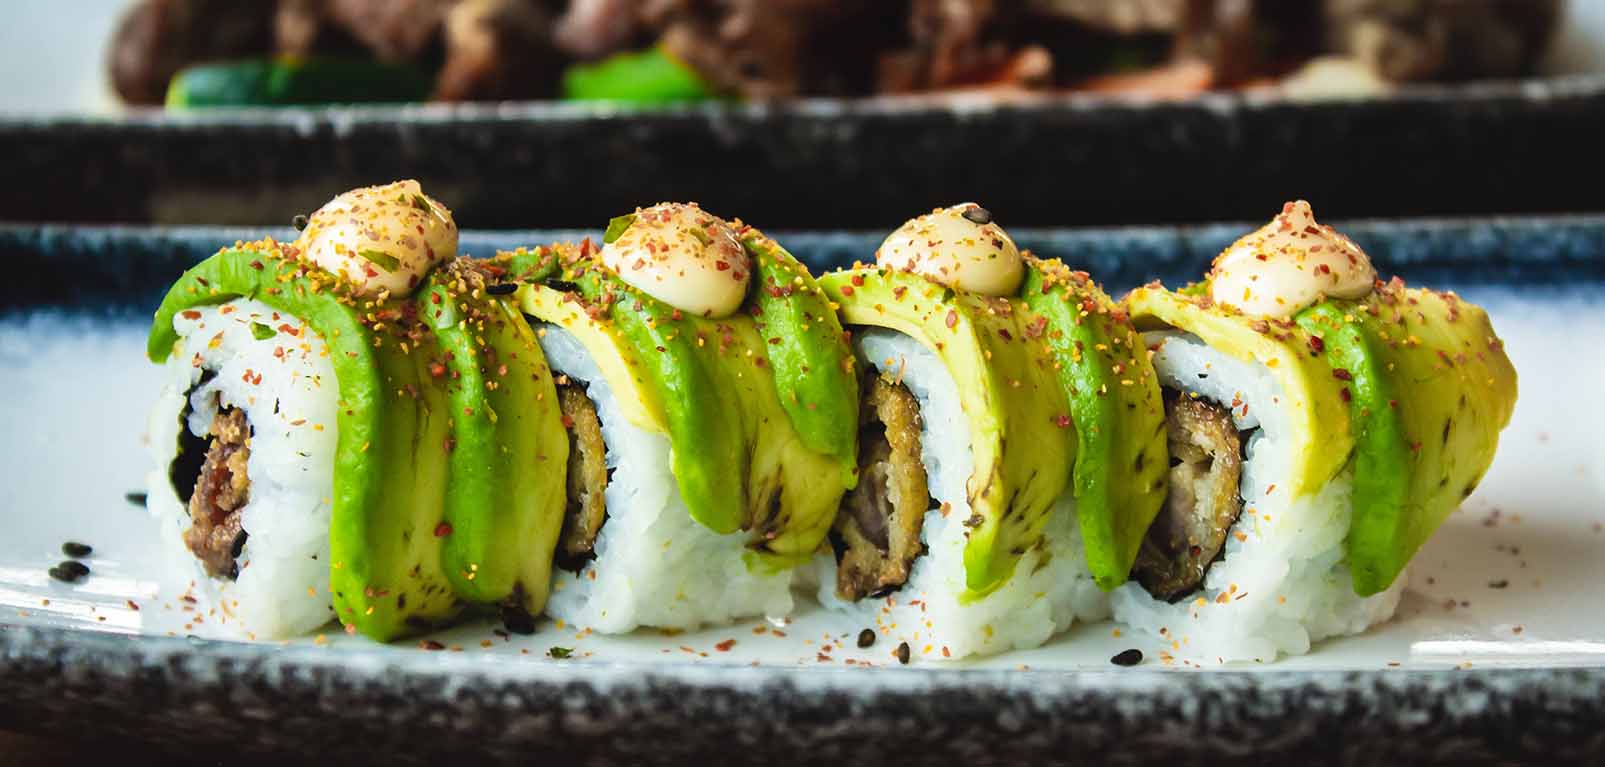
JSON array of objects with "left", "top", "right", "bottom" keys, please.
[
  {"left": 875, "top": 203, "right": 1023, "bottom": 297},
  {"left": 599, "top": 202, "right": 751, "bottom": 318},
  {"left": 295, "top": 180, "right": 457, "bottom": 298},
  {"left": 1208, "top": 200, "right": 1376, "bottom": 318}
]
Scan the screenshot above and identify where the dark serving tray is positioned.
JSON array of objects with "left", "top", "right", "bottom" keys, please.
[
  {"left": 2, "top": 215, "right": 1604, "bottom": 766},
  {"left": 3, "top": 75, "right": 1605, "bottom": 231}
]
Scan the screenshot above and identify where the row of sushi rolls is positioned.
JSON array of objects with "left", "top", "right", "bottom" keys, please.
[{"left": 145, "top": 180, "right": 1517, "bottom": 663}]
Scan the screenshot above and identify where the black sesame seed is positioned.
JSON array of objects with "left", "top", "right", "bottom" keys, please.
[
  {"left": 61, "top": 542, "right": 92, "bottom": 558},
  {"left": 49, "top": 560, "right": 90, "bottom": 583},
  {"left": 1111, "top": 648, "right": 1143, "bottom": 667},
  {"left": 485, "top": 283, "right": 517, "bottom": 296},
  {"left": 894, "top": 641, "right": 911, "bottom": 665},
  {"left": 292, "top": 214, "right": 309, "bottom": 231},
  {"left": 546, "top": 280, "right": 580, "bottom": 294},
  {"left": 501, "top": 605, "right": 537, "bottom": 635},
  {"left": 856, "top": 629, "right": 876, "bottom": 649},
  {"left": 961, "top": 206, "right": 993, "bottom": 225},
  {"left": 125, "top": 491, "right": 147, "bottom": 507}
]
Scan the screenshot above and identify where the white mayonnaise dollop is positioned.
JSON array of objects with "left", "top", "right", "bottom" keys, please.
[
  {"left": 875, "top": 203, "right": 1023, "bottom": 297},
  {"left": 1208, "top": 200, "right": 1376, "bottom": 318},
  {"left": 294, "top": 180, "right": 457, "bottom": 297},
  {"left": 599, "top": 202, "right": 751, "bottom": 318}
]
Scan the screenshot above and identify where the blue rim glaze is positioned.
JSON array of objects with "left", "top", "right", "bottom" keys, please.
[{"left": 4, "top": 215, "right": 1605, "bottom": 317}]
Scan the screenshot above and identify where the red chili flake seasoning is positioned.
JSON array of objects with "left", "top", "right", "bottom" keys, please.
[
  {"left": 420, "top": 640, "right": 446, "bottom": 651},
  {"left": 1332, "top": 368, "right": 1353, "bottom": 381},
  {"left": 945, "top": 310, "right": 958, "bottom": 329},
  {"left": 1053, "top": 414, "right": 1072, "bottom": 428},
  {"left": 715, "top": 639, "right": 737, "bottom": 652},
  {"left": 1307, "top": 335, "right": 1325, "bottom": 355},
  {"left": 434, "top": 521, "right": 453, "bottom": 538},
  {"left": 1339, "top": 387, "right": 1352, "bottom": 403},
  {"left": 180, "top": 310, "right": 202, "bottom": 320},
  {"left": 839, "top": 285, "right": 855, "bottom": 297}
]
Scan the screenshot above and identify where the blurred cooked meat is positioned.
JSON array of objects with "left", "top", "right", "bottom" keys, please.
[
  {"left": 1324, "top": 0, "right": 1562, "bottom": 82},
  {"left": 326, "top": 0, "right": 458, "bottom": 61},
  {"left": 649, "top": 0, "right": 897, "bottom": 99},
  {"left": 109, "top": 0, "right": 1567, "bottom": 106},
  {"left": 1029, "top": 0, "right": 1182, "bottom": 35},
  {"left": 436, "top": 0, "right": 563, "bottom": 99},
  {"left": 554, "top": 0, "right": 644, "bottom": 59},
  {"left": 1175, "top": 0, "right": 1325, "bottom": 87},
  {"left": 108, "top": 0, "right": 276, "bottom": 105}
]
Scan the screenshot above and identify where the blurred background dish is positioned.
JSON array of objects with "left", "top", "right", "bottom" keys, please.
[
  {"left": 2, "top": 0, "right": 1603, "bottom": 114},
  {"left": 1, "top": 1, "right": 1603, "bottom": 228},
  {"left": 90, "top": 0, "right": 1600, "bottom": 108}
]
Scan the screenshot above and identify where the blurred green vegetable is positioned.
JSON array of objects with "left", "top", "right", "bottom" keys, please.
[
  {"left": 562, "top": 47, "right": 715, "bottom": 104},
  {"left": 166, "top": 57, "right": 433, "bottom": 109}
]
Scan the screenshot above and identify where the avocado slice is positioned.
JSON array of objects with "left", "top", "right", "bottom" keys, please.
[
  {"left": 418, "top": 259, "right": 568, "bottom": 615},
  {"left": 1296, "top": 279, "right": 1518, "bottom": 595},
  {"left": 166, "top": 57, "right": 432, "bottom": 109},
  {"left": 818, "top": 267, "right": 1074, "bottom": 598},
  {"left": 741, "top": 229, "right": 860, "bottom": 485},
  {"left": 561, "top": 46, "right": 715, "bottom": 105},
  {"left": 149, "top": 244, "right": 461, "bottom": 640},
  {"left": 515, "top": 243, "right": 848, "bottom": 568},
  {"left": 1021, "top": 258, "right": 1168, "bottom": 590},
  {"left": 1125, "top": 285, "right": 1356, "bottom": 500}
]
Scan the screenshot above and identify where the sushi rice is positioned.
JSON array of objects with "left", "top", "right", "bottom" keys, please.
[
  {"left": 814, "top": 329, "right": 1110, "bottom": 660},
  {"left": 1110, "top": 331, "right": 1406, "bottom": 663},
  {"left": 537, "top": 326, "right": 793, "bottom": 633},
  {"left": 145, "top": 299, "right": 339, "bottom": 638}
]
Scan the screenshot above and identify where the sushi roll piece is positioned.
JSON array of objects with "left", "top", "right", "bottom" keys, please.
[
  {"left": 510, "top": 203, "right": 859, "bottom": 632},
  {"left": 1113, "top": 201, "right": 1518, "bottom": 663},
  {"left": 145, "top": 180, "right": 570, "bottom": 640},
  {"left": 814, "top": 204, "right": 1169, "bottom": 660}
]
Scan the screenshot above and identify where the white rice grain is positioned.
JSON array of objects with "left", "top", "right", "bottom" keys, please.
[
  {"left": 1109, "top": 331, "right": 1405, "bottom": 663},
  {"left": 538, "top": 326, "right": 793, "bottom": 633},
  {"left": 814, "top": 329, "right": 1109, "bottom": 660},
  {"left": 146, "top": 299, "right": 339, "bottom": 638}
]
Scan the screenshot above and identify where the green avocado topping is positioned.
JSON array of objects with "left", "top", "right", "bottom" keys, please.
[
  {"left": 148, "top": 244, "right": 462, "bottom": 641},
  {"left": 819, "top": 267, "right": 1073, "bottom": 599},
  {"left": 516, "top": 241, "right": 851, "bottom": 568},
  {"left": 1021, "top": 258, "right": 1168, "bottom": 590},
  {"left": 1127, "top": 277, "right": 1516, "bottom": 598},
  {"left": 741, "top": 231, "right": 860, "bottom": 484},
  {"left": 1295, "top": 279, "right": 1517, "bottom": 595},
  {"left": 419, "top": 258, "right": 568, "bottom": 615}
]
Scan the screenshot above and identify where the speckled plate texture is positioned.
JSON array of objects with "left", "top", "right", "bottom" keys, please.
[
  {"left": 3, "top": 217, "right": 1605, "bottom": 766},
  {"left": 1, "top": 75, "right": 1604, "bottom": 229}
]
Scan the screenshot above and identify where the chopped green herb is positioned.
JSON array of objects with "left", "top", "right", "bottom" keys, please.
[
  {"left": 688, "top": 226, "right": 712, "bottom": 247},
  {"left": 547, "top": 646, "right": 574, "bottom": 659},
  {"left": 411, "top": 194, "right": 433, "bottom": 214},
  {"left": 358, "top": 249, "right": 402, "bottom": 272},
  {"left": 603, "top": 214, "right": 636, "bottom": 245},
  {"left": 251, "top": 322, "right": 277, "bottom": 340}
]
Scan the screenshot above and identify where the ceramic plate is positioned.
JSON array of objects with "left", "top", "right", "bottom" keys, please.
[{"left": 2, "top": 220, "right": 1603, "bottom": 764}]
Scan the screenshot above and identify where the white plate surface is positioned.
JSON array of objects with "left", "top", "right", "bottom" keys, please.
[{"left": 1, "top": 286, "right": 1601, "bottom": 672}]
